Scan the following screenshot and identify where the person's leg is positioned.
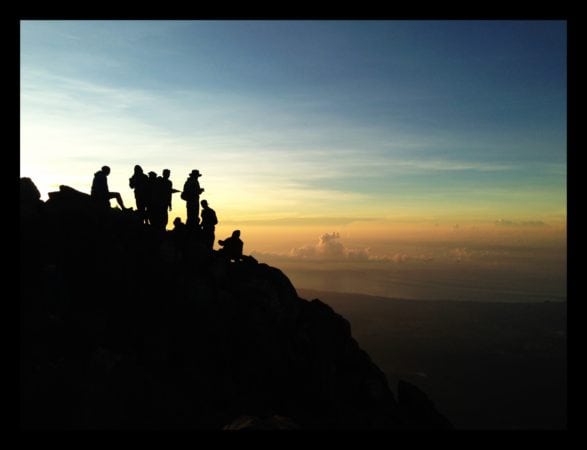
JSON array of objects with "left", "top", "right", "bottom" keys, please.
[
  {"left": 186, "top": 201, "right": 196, "bottom": 227},
  {"left": 156, "top": 207, "right": 166, "bottom": 232},
  {"left": 136, "top": 196, "right": 148, "bottom": 223},
  {"left": 91, "top": 193, "right": 110, "bottom": 209},
  {"left": 145, "top": 205, "right": 153, "bottom": 225},
  {"left": 109, "top": 192, "right": 128, "bottom": 210},
  {"left": 194, "top": 198, "right": 200, "bottom": 226},
  {"left": 162, "top": 209, "right": 169, "bottom": 230},
  {"left": 202, "top": 229, "right": 212, "bottom": 251}
]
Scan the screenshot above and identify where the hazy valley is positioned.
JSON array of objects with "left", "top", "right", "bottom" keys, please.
[{"left": 298, "top": 288, "right": 567, "bottom": 429}]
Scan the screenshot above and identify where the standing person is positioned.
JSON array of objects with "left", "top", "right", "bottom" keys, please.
[
  {"left": 146, "top": 171, "right": 168, "bottom": 232},
  {"left": 91, "top": 165, "right": 129, "bottom": 210},
  {"left": 181, "top": 169, "right": 204, "bottom": 228},
  {"left": 145, "top": 171, "right": 158, "bottom": 226},
  {"left": 129, "top": 165, "right": 149, "bottom": 224},
  {"left": 200, "top": 199, "right": 218, "bottom": 251},
  {"left": 161, "top": 169, "right": 179, "bottom": 230}
]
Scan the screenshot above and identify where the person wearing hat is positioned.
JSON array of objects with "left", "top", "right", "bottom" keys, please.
[{"left": 181, "top": 169, "right": 205, "bottom": 228}]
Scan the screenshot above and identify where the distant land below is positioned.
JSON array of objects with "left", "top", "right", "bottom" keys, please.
[
  {"left": 280, "top": 265, "right": 566, "bottom": 304},
  {"left": 298, "top": 288, "right": 567, "bottom": 429},
  {"left": 296, "top": 286, "right": 566, "bottom": 305}
]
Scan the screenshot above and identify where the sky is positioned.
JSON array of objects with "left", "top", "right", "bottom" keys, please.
[{"left": 20, "top": 20, "right": 567, "bottom": 301}]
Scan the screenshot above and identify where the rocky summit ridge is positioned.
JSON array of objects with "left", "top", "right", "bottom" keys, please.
[{"left": 20, "top": 178, "right": 452, "bottom": 430}]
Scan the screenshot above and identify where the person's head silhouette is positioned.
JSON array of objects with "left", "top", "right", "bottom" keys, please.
[
  {"left": 232, "top": 230, "right": 240, "bottom": 238},
  {"left": 163, "top": 169, "right": 170, "bottom": 179},
  {"left": 190, "top": 169, "right": 201, "bottom": 178},
  {"left": 134, "top": 165, "right": 143, "bottom": 174},
  {"left": 201, "top": 199, "right": 208, "bottom": 208},
  {"left": 102, "top": 166, "right": 111, "bottom": 176}
]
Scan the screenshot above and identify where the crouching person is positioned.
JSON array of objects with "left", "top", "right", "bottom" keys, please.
[{"left": 217, "top": 230, "right": 243, "bottom": 262}]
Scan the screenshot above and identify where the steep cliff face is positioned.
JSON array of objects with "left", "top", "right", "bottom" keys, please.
[{"left": 20, "top": 180, "right": 452, "bottom": 430}]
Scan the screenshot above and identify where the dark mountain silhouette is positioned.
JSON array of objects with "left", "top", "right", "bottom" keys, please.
[{"left": 20, "top": 179, "right": 452, "bottom": 430}]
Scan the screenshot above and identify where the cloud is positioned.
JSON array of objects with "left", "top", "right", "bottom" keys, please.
[
  {"left": 386, "top": 159, "right": 515, "bottom": 173},
  {"left": 391, "top": 253, "right": 411, "bottom": 263},
  {"left": 290, "top": 232, "right": 345, "bottom": 259},
  {"left": 494, "top": 219, "right": 547, "bottom": 227},
  {"left": 221, "top": 217, "right": 377, "bottom": 226},
  {"left": 449, "top": 247, "right": 471, "bottom": 262},
  {"left": 288, "top": 232, "right": 431, "bottom": 263}
]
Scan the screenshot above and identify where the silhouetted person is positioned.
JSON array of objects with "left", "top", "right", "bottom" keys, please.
[
  {"left": 182, "top": 169, "right": 204, "bottom": 228},
  {"left": 218, "top": 230, "right": 243, "bottom": 262},
  {"left": 161, "top": 169, "right": 180, "bottom": 230},
  {"left": 145, "top": 171, "right": 158, "bottom": 226},
  {"left": 172, "top": 217, "right": 187, "bottom": 260},
  {"left": 91, "top": 166, "right": 129, "bottom": 210},
  {"left": 146, "top": 171, "right": 169, "bottom": 232},
  {"left": 172, "top": 217, "right": 185, "bottom": 231},
  {"left": 200, "top": 199, "right": 218, "bottom": 251},
  {"left": 129, "top": 165, "right": 149, "bottom": 224}
]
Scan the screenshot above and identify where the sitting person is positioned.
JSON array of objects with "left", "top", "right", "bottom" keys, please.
[
  {"left": 91, "top": 165, "right": 130, "bottom": 210},
  {"left": 217, "top": 230, "right": 244, "bottom": 261}
]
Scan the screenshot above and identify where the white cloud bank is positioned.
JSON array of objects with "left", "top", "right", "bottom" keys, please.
[{"left": 288, "top": 232, "right": 432, "bottom": 263}]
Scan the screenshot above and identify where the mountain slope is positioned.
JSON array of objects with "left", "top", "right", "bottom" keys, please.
[
  {"left": 297, "top": 288, "right": 567, "bottom": 429},
  {"left": 20, "top": 179, "right": 452, "bottom": 430}
]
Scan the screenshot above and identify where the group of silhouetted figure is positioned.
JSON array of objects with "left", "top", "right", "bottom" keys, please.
[{"left": 91, "top": 165, "right": 243, "bottom": 262}]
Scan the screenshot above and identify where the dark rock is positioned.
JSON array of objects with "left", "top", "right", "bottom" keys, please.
[
  {"left": 398, "top": 380, "right": 454, "bottom": 429},
  {"left": 223, "top": 414, "right": 300, "bottom": 430},
  {"left": 20, "top": 177, "right": 41, "bottom": 204},
  {"left": 20, "top": 177, "right": 452, "bottom": 430}
]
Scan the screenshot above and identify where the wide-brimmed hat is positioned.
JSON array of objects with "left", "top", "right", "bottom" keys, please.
[{"left": 190, "top": 169, "right": 202, "bottom": 177}]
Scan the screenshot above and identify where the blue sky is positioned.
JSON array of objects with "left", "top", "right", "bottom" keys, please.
[{"left": 20, "top": 20, "right": 566, "bottom": 224}]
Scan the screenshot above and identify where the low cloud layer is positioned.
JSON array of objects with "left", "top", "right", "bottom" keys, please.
[
  {"left": 249, "top": 230, "right": 566, "bottom": 303},
  {"left": 252, "top": 229, "right": 564, "bottom": 267},
  {"left": 494, "top": 219, "right": 547, "bottom": 227},
  {"left": 288, "top": 232, "right": 431, "bottom": 263}
]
